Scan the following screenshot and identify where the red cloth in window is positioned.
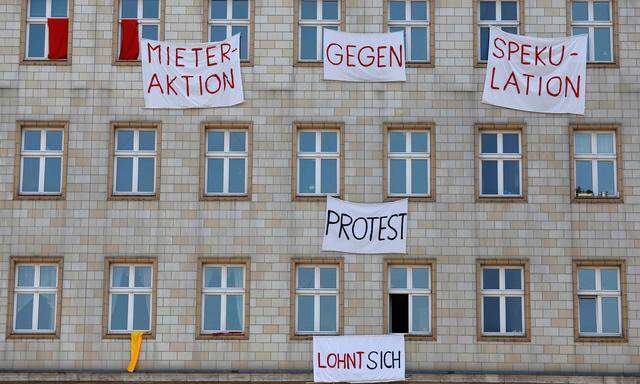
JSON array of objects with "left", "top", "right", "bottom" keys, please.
[
  {"left": 47, "top": 18, "right": 68, "bottom": 60},
  {"left": 119, "top": 19, "right": 139, "bottom": 60}
]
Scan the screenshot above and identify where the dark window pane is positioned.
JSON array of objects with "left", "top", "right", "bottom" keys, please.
[
  {"left": 483, "top": 296, "right": 500, "bottom": 332},
  {"left": 110, "top": 294, "right": 128, "bottom": 330},
  {"left": 321, "top": 132, "right": 337, "bottom": 152},
  {"left": 112, "top": 266, "right": 129, "bottom": 287},
  {"left": 211, "top": 0, "right": 227, "bottom": 19},
  {"left": 43, "top": 157, "right": 62, "bottom": 193},
  {"left": 597, "top": 161, "right": 615, "bottom": 195},
  {"left": 601, "top": 268, "right": 618, "bottom": 290},
  {"left": 226, "top": 295, "right": 243, "bottom": 330},
  {"left": 503, "top": 160, "right": 520, "bottom": 195},
  {"left": 115, "top": 157, "right": 133, "bottom": 192},
  {"left": 320, "top": 267, "right": 337, "bottom": 289},
  {"left": 479, "top": 1, "right": 496, "bottom": 20},
  {"left": 51, "top": 0, "right": 68, "bottom": 17},
  {"left": 297, "top": 296, "right": 314, "bottom": 331},
  {"left": 46, "top": 131, "right": 62, "bottom": 151},
  {"left": 134, "top": 266, "right": 151, "bottom": 287},
  {"left": 30, "top": 0, "right": 46, "bottom": 17},
  {"left": 389, "top": 1, "right": 406, "bottom": 21},
  {"left": 389, "top": 294, "right": 409, "bottom": 333},
  {"left": 596, "top": 133, "right": 614, "bottom": 154},
  {"left": 139, "top": 131, "right": 156, "bottom": 151},
  {"left": 579, "top": 297, "right": 597, "bottom": 333},
  {"left": 37, "top": 293, "right": 55, "bottom": 330},
  {"left": 480, "top": 26, "right": 489, "bottom": 61},
  {"left": 207, "top": 131, "right": 225, "bottom": 151},
  {"left": 573, "top": 27, "right": 590, "bottom": 59},
  {"left": 210, "top": 25, "right": 227, "bottom": 42},
  {"left": 411, "top": 295, "right": 429, "bottom": 332},
  {"left": 299, "top": 131, "right": 316, "bottom": 152},
  {"left": 411, "top": 1, "right": 427, "bottom": 20},
  {"left": 204, "top": 266, "right": 222, "bottom": 287},
  {"left": 411, "top": 27, "right": 428, "bottom": 61},
  {"left": 232, "top": 0, "right": 248, "bottom": 19},
  {"left": 28, "top": 24, "right": 46, "bottom": 58},
  {"left": 575, "top": 161, "right": 593, "bottom": 191},
  {"left": 389, "top": 159, "right": 406, "bottom": 194},
  {"left": 505, "top": 268, "right": 521, "bottom": 289},
  {"left": 321, "top": 159, "right": 337, "bottom": 194},
  {"left": 389, "top": 132, "right": 406, "bottom": 153},
  {"left": 593, "top": 1, "right": 610, "bottom": 21},
  {"left": 390, "top": 267, "right": 407, "bottom": 289},
  {"left": 594, "top": 27, "right": 612, "bottom": 61},
  {"left": 502, "top": 133, "right": 519, "bottom": 153},
  {"left": 206, "top": 158, "right": 223, "bottom": 193},
  {"left": 231, "top": 26, "right": 248, "bottom": 60},
  {"left": 297, "top": 267, "right": 315, "bottom": 288},
  {"left": 229, "top": 131, "right": 246, "bottom": 151},
  {"left": 578, "top": 268, "right": 596, "bottom": 290},
  {"left": 501, "top": 1, "right": 517, "bottom": 21},
  {"left": 24, "top": 130, "right": 41, "bottom": 150},
  {"left": 481, "top": 160, "right": 498, "bottom": 195},
  {"left": 203, "top": 294, "right": 221, "bottom": 330},
  {"left": 322, "top": 0, "right": 338, "bottom": 20},
  {"left": 298, "top": 159, "right": 316, "bottom": 193},
  {"left": 227, "top": 267, "right": 243, "bottom": 288},
  {"left": 505, "top": 296, "right": 522, "bottom": 332},
  {"left": 229, "top": 158, "right": 245, "bottom": 193},
  {"left": 482, "top": 268, "right": 499, "bottom": 289},
  {"left": 121, "top": 0, "right": 137, "bottom": 18},
  {"left": 116, "top": 130, "right": 134, "bottom": 150},
  {"left": 39, "top": 266, "right": 57, "bottom": 287},
  {"left": 411, "top": 132, "right": 428, "bottom": 152},
  {"left": 300, "top": 26, "right": 317, "bottom": 60},
  {"left": 137, "top": 158, "right": 155, "bottom": 192},
  {"left": 15, "top": 294, "right": 34, "bottom": 330},
  {"left": 411, "top": 159, "right": 428, "bottom": 195},
  {"left": 132, "top": 294, "right": 150, "bottom": 330},
  {"left": 572, "top": 1, "right": 588, "bottom": 21},
  {"left": 412, "top": 268, "right": 429, "bottom": 289},
  {"left": 301, "top": 0, "right": 317, "bottom": 19},
  {"left": 319, "top": 295, "right": 337, "bottom": 331},
  {"left": 142, "top": 0, "right": 159, "bottom": 18},
  {"left": 501, "top": 26, "right": 517, "bottom": 34},
  {"left": 141, "top": 25, "right": 158, "bottom": 40},
  {"left": 602, "top": 297, "right": 619, "bottom": 333},
  {"left": 22, "top": 157, "right": 40, "bottom": 192},
  {"left": 481, "top": 133, "right": 497, "bottom": 153},
  {"left": 17, "top": 265, "right": 35, "bottom": 287},
  {"left": 574, "top": 132, "right": 591, "bottom": 154}
]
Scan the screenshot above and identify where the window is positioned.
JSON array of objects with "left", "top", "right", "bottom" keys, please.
[
  {"left": 23, "top": 0, "right": 71, "bottom": 62},
  {"left": 15, "top": 122, "right": 67, "bottom": 200},
  {"left": 196, "top": 259, "right": 250, "bottom": 339},
  {"left": 477, "top": 261, "right": 529, "bottom": 340},
  {"left": 201, "top": 123, "right": 252, "bottom": 200},
  {"left": 104, "top": 258, "right": 156, "bottom": 338},
  {"left": 573, "top": 261, "right": 627, "bottom": 342},
  {"left": 292, "top": 260, "right": 342, "bottom": 338},
  {"left": 207, "top": 0, "right": 252, "bottom": 62},
  {"left": 115, "top": 0, "right": 162, "bottom": 61},
  {"left": 476, "top": 124, "right": 526, "bottom": 200},
  {"left": 475, "top": 0, "right": 522, "bottom": 62},
  {"left": 296, "top": 0, "right": 343, "bottom": 63},
  {"left": 571, "top": 126, "right": 620, "bottom": 200},
  {"left": 569, "top": 0, "right": 616, "bottom": 64},
  {"left": 385, "top": 261, "right": 435, "bottom": 339},
  {"left": 293, "top": 123, "right": 342, "bottom": 199},
  {"left": 385, "top": 0, "right": 433, "bottom": 64},
  {"left": 109, "top": 122, "right": 160, "bottom": 200},
  {"left": 385, "top": 125, "right": 433, "bottom": 199},
  {"left": 7, "top": 257, "right": 63, "bottom": 338}
]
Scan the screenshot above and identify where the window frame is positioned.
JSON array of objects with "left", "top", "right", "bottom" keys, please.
[
  {"left": 290, "top": 258, "right": 343, "bottom": 340},
  {"left": 293, "top": 0, "right": 346, "bottom": 66},
  {"left": 475, "top": 123, "right": 527, "bottom": 202},
  {"left": 20, "top": 0, "right": 74, "bottom": 65},
  {"left": 569, "top": 124, "right": 622, "bottom": 203},
  {"left": 112, "top": 0, "right": 165, "bottom": 65},
  {"left": 566, "top": 0, "right": 618, "bottom": 67},
  {"left": 476, "top": 259, "right": 530, "bottom": 342},
  {"left": 203, "top": 0, "right": 255, "bottom": 66},
  {"left": 102, "top": 257, "right": 157, "bottom": 339},
  {"left": 382, "top": 0, "right": 435, "bottom": 67},
  {"left": 383, "top": 259, "right": 436, "bottom": 340},
  {"left": 473, "top": 0, "right": 525, "bottom": 66},
  {"left": 292, "top": 122, "right": 344, "bottom": 201},
  {"left": 383, "top": 123, "right": 435, "bottom": 201},
  {"left": 200, "top": 122, "right": 253, "bottom": 201},
  {"left": 14, "top": 121, "right": 68, "bottom": 201},
  {"left": 6, "top": 257, "right": 64, "bottom": 339}
]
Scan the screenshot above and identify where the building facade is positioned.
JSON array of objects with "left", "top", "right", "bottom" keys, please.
[{"left": 0, "top": 0, "right": 639, "bottom": 383}]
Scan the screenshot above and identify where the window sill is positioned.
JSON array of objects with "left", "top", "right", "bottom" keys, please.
[
  {"left": 587, "top": 62, "right": 619, "bottom": 69},
  {"left": 294, "top": 61, "right": 323, "bottom": 67},
  {"left": 474, "top": 61, "right": 488, "bottom": 68},
  {"left": 476, "top": 195, "right": 527, "bottom": 203},
  {"left": 6, "top": 331, "right": 59, "bottom": 340},
  {"left": 108, "top": 194, "right": 159, "bottom": 201},
  {"left": 196, "top": 332, "right": 249, "bottom": 340},
  {"left": 113, "top": 59, "right": 141, "bottom": 66},
  {"left": 103, "top": 331, "right": 155, "bottom": 340},
  {"left": 403, "top": 333, "right": 436, "bottom": 341},
  {"left": 477, "top": 334, "right": 530, "bottom": 342},
  {"left": 14, "top": 193, "right": 65, "bottom": 201},
  {"left": 200, "top": 194, "right": 251, "bottom": 202},
  {"left": 20, "top": 59, "right": 70, "bottom": 66},
  {"left": 290, "top": 332, "right": 340, "bottom": 341},
  {"left": 572, "top": 196, "right": 623, "bottom": 204},
  {"left": 575, "top": 334, "right": 626, "bottom": 343},
  {"left": 406, "top": 62, "right": 435, "bottom": 68},
  {"left": 385, "top": 195, "right": 434, "bottom": 202},
  {"left": 294, "top": 194, "right": 341, "bottom": 202}
]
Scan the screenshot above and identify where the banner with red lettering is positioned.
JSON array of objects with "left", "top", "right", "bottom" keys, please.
[
  {"left": 141, "top": 35, "right": 244, "bottom": 109},
  {"left": 313, "top": 335, "right": 404, "bottom": 383},
  {"left": 482, "top": 27, "right": 587, "bottom": 115},
  {"left": 323, "top": 29, "right": 406, "bottom": 82}
]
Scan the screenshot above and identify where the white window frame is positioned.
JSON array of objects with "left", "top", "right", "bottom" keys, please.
[
  {"left": 12, "top": 264, "right": 58, "bottom": 333},
  {"left": 25, "top": 0, "right": 69, "bottom": 59},
  {"left": 479, "top": 131, "right": 522, "bottom": 197},
  {"left": 571, "top": 0, "right": 614, "bottom": 62},
  {"left": 387, "top": 129, "right": 430, "bottom": 197},
  {"left": 480, "top": 266, "right": 525, "bottom": 336},
  {"left": 118, "top": 0, "right": 161, "bottom": 59},
  {"left": 201, "top": 264, "right": 246, "bottom": 333},
  {"left": 477, "top": 0, "right": 520, "bottom": 62},
  {"left": 577, "top": 266, "right": 622, "bottom": 336},
  {"left": 207, "top": 0, "right": 251, "bottom": 61},
  {"left": 298, "top": 0, "right": 341, "bottom": 61},
  {"left": 573, "top": 131, "right": 618, "bottom": 197},
  {"left": 20, "top": 128, "right": 64, "bottom": 195},
  {"left": 387, "top": 266, "right": 432, "bottom": 335},
  {"left": 113, "top": 129, "right": 157, "bottom": 195},
  {"left": 296, "top": 129, "right": 340, "bottom": 196},
  {"left": 295, "top": 265, "right": 339, "bottom": 334},
  {"left": 387, "top": 0, "right": 430, "bottom": 63},
  {"left": 108, "top": 264, "right": 153, "bottom": 333},
  {"left": 205, "top": 129, "right": 248, "bottom": 196}
]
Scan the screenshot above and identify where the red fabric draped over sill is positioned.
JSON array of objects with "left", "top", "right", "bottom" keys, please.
[
  {"left": 47, "top": 18, "right": 68, "bottom": 60},
  {"left": 119, "top": 19, "right": 139, "bottom": 60}
]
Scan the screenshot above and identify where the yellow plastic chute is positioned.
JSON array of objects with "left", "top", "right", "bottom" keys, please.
[{"left": 127, "top": 331, "right": 144, "bottom": 373}]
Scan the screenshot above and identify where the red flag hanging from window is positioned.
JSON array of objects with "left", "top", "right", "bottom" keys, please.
[
  {"left": 47, "top": 18, "right": 68, "bottom": 60},
  {"left": 119, "top": 20, "right": 139, "bottom": 60}
]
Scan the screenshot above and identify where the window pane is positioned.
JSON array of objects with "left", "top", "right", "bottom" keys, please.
[
  {"left": 320, "top": 159, "right": 337, "bottom": 194},
  {"left": 505, "top": 268, "right": 521, "bottom": 289},
  {"left": 110, "top": 294, "right": 128, "bottom": 330},
  {"left": 24, "top": 130, "right": 41, "bottom": 150},
  {"left": 390, "top": 27, "right": 406, "bottom": 59},
  {"left": 390, "top": 159, "right": 406, "bottom": 194},
  {"left": 229, "top": 131, "right": 246, "bottom": 152},
  {"left": 503, "top": 133, "right": 519, "bottom": 154},
  {"left": 573, "top": 27, "right": 590, "bottom": 59},
  {"left": 412, "top": 268, "right": 429, "bottom": 289},
  {"left": 483, "top": 296, "right": 500, "bottom": 332},
  {"left": 211, "top": 0, "right": 227, "bottom": 19},
  {"left": 596, "top": 133, "right": 614, "bottom": 154},
  {"left": 410, "top": 27, "right": 428, "bottom": 61},
  {"left": 572, "top": 1, "right": 588, "bottom": 21},
  {"left": 210, "top": 25, "right": 227, "bottom": 42},
  {"left": 30, "top": 0, "right": 46, "bottom": 17},
  {"left": 479, "top": 26, "right": 489, "bottom": 61},
  {"left": 597, "top": 161, "right": 615, "bottom": 195},
  {"left": 112, "top": 266, "right": 130, "bottom": 287},
  {"left": 594, "top": 27, "right": 612, "bottom": 62},
  {"left": 297, "top": 267, "right": 315, "bottom": 288},
  {"left": 298, "top": 159, "right": 316, "bottom": 193},
  {"left": 319, "top": 295, "right": 336, "bottom": 331},
  {"left": 207, "top": 131, "right": 225, "bottom": 151},
  {"left": 37, "top": 293, "right": 55, "bottom": 330},
  {"left": 593, "top": 1, "right": 610, "bottom": 21},
  {"left": 203, "top": 294, "right": 221, "bottom": 330},
  {"left": 574, "top": 133, "right": 592, "bottom": 154},
  {"left": 389, "top": 294, "right": 409, "bottom": 333},
  {"left": 320, "top": 267, "right": 337, "bottom": 289},
  {"left": 39, "top": 266, "right": 57, "bottom": 287},
  {"left": 602, "top": 297, "right": 619, "bottom": 333},
  {"left": 17, "top": 265, "right": 35, "bottom": 287},
  {"left": 601, "top": 268, "right": 618, "bottom": 290},
  {"left": 134, "top": 266, "right": 151, "bottom": 288},
  {"left": 206, "top": 158, "right": 224, "bottom": 193},
  {"left": 411, "top": 132, "right": 428, "bottom": 153},
  {"left": 321, "top": 132, "right": 337, "bottom": 152},
  {"left": 389, "top": 132, "right": 406, "bottom": 153},
  {"left": 204, "top": 266, "right": 222, "bottom": 287},
  {"left": 22, "top": 157, "right": 40, "bottom": 192},
  {"left": 299, "top": 131, "right": 316, "bottom": 152},
  {"left": 229, "top": 158, "right": 246, "bottom": 194},
  {"left": 232, "top": 0, "right": 249, "bottom": 19},
  {"left": 226, "top": 294, "right": 243, "bottom": 330},
  {"left": 390, "top": 267, "right": 407, "bottom": 289},
  {"left": 481, "top": 133, "right": 497, "bottom": 153},
  {"left": 481, "top": 160, "right": 498, "bottom": 195},
  {"left": 505, "top": 296, "right": 522, "bottom": 332},
  {"left": 133, "top": 294, "right": 150, "bottom": 330},
  {"left": 297, "top": 296, "right": 315, "bottom": 331},
  {"left": 138, "top": 131, "right": 156, "bottom": 151},
  {"left": 27, "top": 24, "right": 46, "bottom": 58},
  {"left": 227, "top": 266, "right": 244, "bottom": 288},
  {"left": 121, "top": 0, "right": 137, "bottom": 18},
  {"left": 15, "top": 294, "right": 34, "bottom": 330},
  {"left": 411, "top": 295, "right": 429, "bottom": 332},
  {"left": 579, "top": 297, "right": 597, "bottom": 333},
  {"left": 501, "top": 1, "right": 517, "bottom": 21},
  {"left": 411, "top": 1, "right": 427, "bottom": 20},
  {"left": 300, "top": 26, "right": 317, "bottom": 60},
  {"left": 138, "top": 158, "right": 155, "bottom": 193},
  {"left": 142, "top": 0, "right": 159, "bottom": 18},
  {"left": 578, "top": 268, "right": 596, "bottom": 290},
  {"left": 479, "top": 1, "right": 496, "bottom": 20},
  {"left": 503, "top": 160, "right": 520, "bottom": 195},
  {"left": 575, "top": 161, "right": 593, "bottom": 192},
  {"left": 501, "top": 26, "right": 517, "bottom": 34},
  {"left": 232, "top": 25, "right": 248, "bottom": 60},
  {"left": 389, "top": 1, "right": 405, "bottom": 21},
  {"left": 301, "top": 0, "right": 317, "bottom": 19},
  {"left": 117, "top": 130, "right": 134, "bottom": 150},
  {"left": 411, "top": 159, "right": 428, "bottom": 195},
  {"left": 46, "top": 131, "right": 63, "bottom": 151},
  {"left": 322, "top": 0, "right": 338, "bottom": 20},
  {"left": 482, "top": 268, "right": 499, "bottom": 289},
  {"left": 43, "top": 157, "right": 62, "bottom": 193}
]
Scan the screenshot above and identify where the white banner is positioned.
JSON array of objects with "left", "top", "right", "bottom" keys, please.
[
  {"left": 482, "top": 27, "right": 587, "bottom": 115},
  {"left": 313, "top": 335, "right": 405, "bottom": 383},
  {"left": 141, "top": 35, "right": 244, "bottom": 109},
  {"left": 323, "top": 29, "right": 406, "bottom": 82},
  {"left": 322, "top": 197, "right": 407, "bottom": 254}
]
